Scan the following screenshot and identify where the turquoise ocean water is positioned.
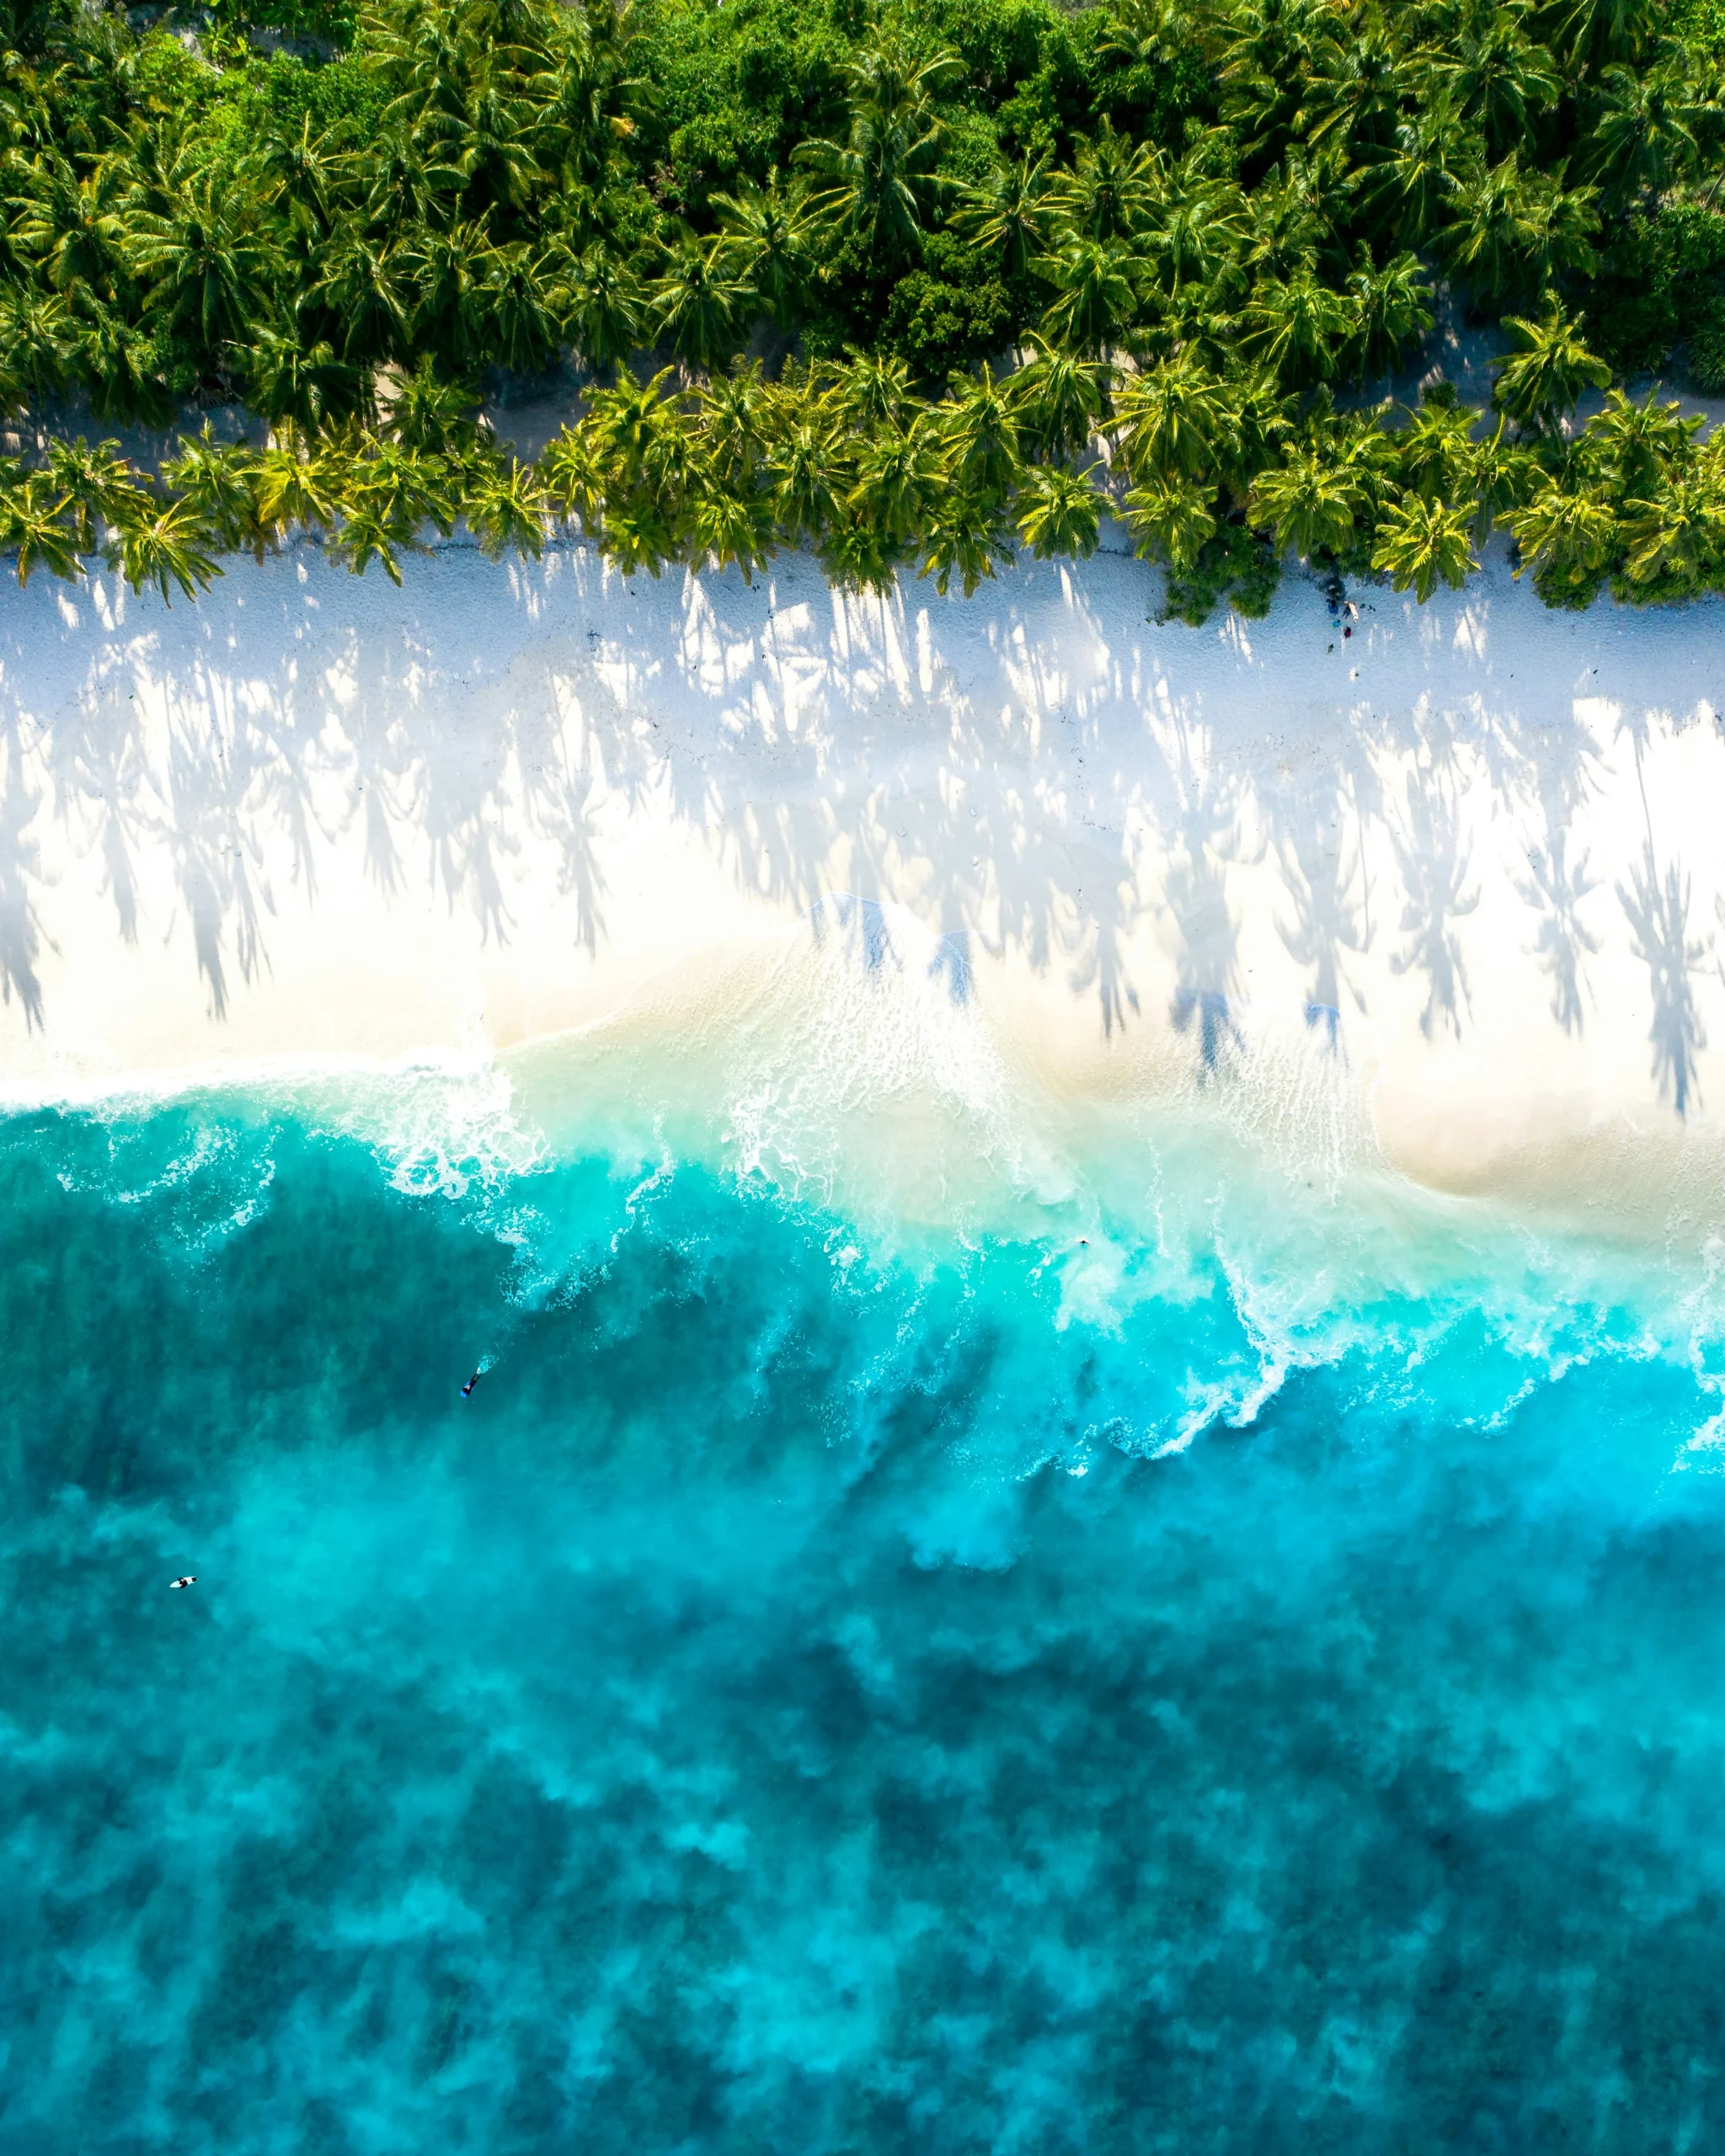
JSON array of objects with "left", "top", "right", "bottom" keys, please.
[{"left": 6, "top": 1029, "right": 1725, "bottom": 2153}]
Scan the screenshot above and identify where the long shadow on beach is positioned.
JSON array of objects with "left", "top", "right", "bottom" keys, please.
[{"left": 0, "top": 542, "right": 1719, "bottom": 1118}]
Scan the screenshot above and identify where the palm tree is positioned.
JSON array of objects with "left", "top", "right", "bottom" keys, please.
[
  {"left": 248, "top": 113, "right": 354, "bottom": 236},
  {"left": 938, "top": 365, "right": 1022, "bottom": 500},
  {"left": 406, "top": 216, "right": 499, "bottom": 369},
  {"left": 1585, "top": 64, "right": 1702, "bottom": 210},
  {"left": 1344, "top": 249, "right": 1434, "bottom": 379},
  {"left": 711, "top": 171, "right": 818, "bottom": 328},
  {"left": 834, "top": 350, "right": 915, "bottom": 434},
  {"left": 1396, "top": 387, "right": 1478, "bottom": 500},
  {"left": 1466, "top": 414, "right": 1541, "bottom": 536},
  {"left": 1295, "top": 29, "right": 1408, "bottom": 162},
  {"left": 951, "top": 153, "right": 1055, "bottom": 280},
  {"left": 1370, "top": 494, "right": 1477, "bottom": 598},
  {"left": 104, "top": 496, "right": 222, "bottom": 603},
  {"left": 1037, "top": 237, "right": 1140, "bottom": 355},
  {"left": 846, "top": 410, "right": 943, "bottom": 551},
  {"left": 1249, "top": 443, "right": 1366, "bottom": 558},
  {"left": 245, "top": 328, "right": 366, "bottom": 434},
  {"left": 1122, "top": 472, "right": 1219, "bottom": 571},
  {"left": 687, "top": 469, "right": 777, "bottom": 582},
  {"left": 161, "top": 426, "right": 264, "bottom": 557},
  {"left": 1620, "top": 469, "right": 1725, "bottom": 588},
  {"left": 1442, "top": 153, "right": 1599, "bottom": 309},
  {"left": 537, "top": 424, "right": 609, "bottom": 529},
  {"left": 1507, "top": 480, "right": 1617, "bottom": 600},
  {"left": 1621, "top": 470, "right": 1716, "bottom": 590},
  {"left": 1141, "top": 182, "right": 1244, "bottom": 303},
  {"left": 565, "top": 247, "right": 647, "bottom": 376},
  {"left": 766, "top": 414, "right": 842, "bottom": 546},
  {"left": 1579, "top": 387, "right": 1698, "bottom": 495},
  {"left": 468, "top": 454, "right": 548, "bottom": 560},
  {"left": 916, "top": 489, "right": 1013, "bottom": 597},
  {"left": 43, "top": 436, "right": 150, "bottom": 548},
  {"left": 253, "top": 425, "right": 342, "bottom": 542},
  {"left": 477, "top": 240, "right": 564, "bottom": 373},
  {"left": 1217, "top": 0, "right": 1341, "bottom": 158},
  {"left": 1046, "top": 120, "right": 1164, "bottom": 245},
  {"left": 309, "top": 229, "right": 414, "bottom": 366},
  {"left": 1114, "top": 346, "right": 1231, "bottom": 483},
  {"left": 1362, "top": 99, "right": 1466, "bottom": 248},
  {"left": 383, "top": 355, "right": 489, "bottom": 454},
  {"left": 793, "top": 42, "right": 959, "bottom": 264},
  {"left": 1007, "top": 338, "right": 1111, "bottom": 462},
  {"left": 1015, "top": 464, "right": 1103, "bottom": 558},
  {"left": 8, "top": 155, "right": 128, "bottom": 300},
  {"left": 1493, "top": 303, "right": 1610, "bottom": 428},
  {"left": 651, "top": 228, "right": 748, "bottom": 374},
  {"left": 0, "top": 467, "right": 81, "bottom": 584},
  {"left": 127, "top": 164, "right": 282, "bottom": 359},
  {"left": 1543, "top": 0, "right": 1658, "bottom": 67},
  {"left": 1242, "top": 267, "right": 1356, "bottom": 383},
  {"left": 1432, "top": 4, "right": 1561, "bottom": 159},
  {"left": 77, "top": 309, "right": 172, "bottom": 426}
]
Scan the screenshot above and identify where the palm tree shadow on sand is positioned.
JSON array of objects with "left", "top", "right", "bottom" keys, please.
[{"left": 0, "top": 544, "right": 1719, "bottom": 1130}]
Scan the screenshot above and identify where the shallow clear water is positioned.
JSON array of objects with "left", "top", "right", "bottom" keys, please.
[{"left": 5, "top": 1075, "right": 1725, "bottom": 2154}]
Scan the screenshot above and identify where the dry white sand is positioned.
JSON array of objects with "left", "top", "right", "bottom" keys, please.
[{"left": 3, "top": 536, "right": 1725, "bottom": 1222}]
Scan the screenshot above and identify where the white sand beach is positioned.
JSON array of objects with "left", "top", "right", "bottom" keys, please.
[{"left": 3, "top": 537, "right": 1725, "bottom": 1222}]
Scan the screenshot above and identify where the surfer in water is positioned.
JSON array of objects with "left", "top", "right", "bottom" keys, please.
[
  {"left": 170, "top": 1575, "right": 196, "bottom": 1590},
  {"left": 461, "top": 1368, "right": 483, "bottom": 1398}
]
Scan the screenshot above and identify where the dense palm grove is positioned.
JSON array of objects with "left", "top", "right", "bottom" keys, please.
[{"left": 2, "top": 0, "right": 1724, "bottom": 615}]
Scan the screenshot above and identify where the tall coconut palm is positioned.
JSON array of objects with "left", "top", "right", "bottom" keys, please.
[
  {"left": 651, "top": 228, "right": 749, "bottom": 375},
  {"left": 43, "top": 436, "right": 150, "bottom": 549},
  {"left": 468, "top": 454, "right": 548, "bottom": 560},
  {"left": 1015, "top": 464, "right": 1103, "bottom": 558},
  {"left": 1507, "top": 479, "right": 1617, "bottom": 598},
  {"left": 1344, "top": 248, "right": 1434, "bottom": 378},
  {"left": 8, "top": 155, "right": 128, "bottom": 300},
  {"left": 127, "top": 164, "right": 282, "bottom": 359},
  {"left": 1122, "top": 471, "right": 1220, "bottom": 570},
  {"left": 710, "top": 172, "right": 818, "bottom": 328},
  {"left": 1249, "top": 442, "right": 1366, "bottom": 558},
  {"left": 916, "top": 489, "right": 1013, "bottom": 596},
  {"left": 1114, "top": 345, "right": 1231, "bottom": 483},
  {"left": 1431, "top": 3, "right": 1561, "bottom": 160},
  {"left": 793, "top": 43, "right": 960, "bottom": 264},
  {"left": 938, "top": 365, "right": 1023, "bottom": 500},
  {"left": 1493, "top": 303, "right": 1610, "bottom": 428},
  {"left": 0, "top": 466, "right": 81, "bottom": 584},
  {"left": 952, "top": 152, "right": 1055, "bottom": 280},
  {"left": 1585, "top": 63, "right": 1702, "bottom": 210},
  {"left": 1621, "top": 469, "right": 1725, "bottom": 588},
  {"left": 1046, "top": 120, "right": 1165, "bottom": 245},
  {"left": 564, "top": 247, "right": 647, "bottom": 376},
  {"left": 1370, "top": 493, "right": 1477, "bottom": 598},
  {"left": 1396, "top": 387, "right": 1479, "bottom": 501},
  {"left": 1441, "top": 153, "right": 1599, "bottom": 309},
  {"left": 1364, "top": 99, "right": 1466, "bottom": 248},
  {"left": 1242, "top": 267, "right": 1356, "bottom": 383},
  {"left": 104, "top": 496, "right": 222, "bottom": 603},
  {"left": 1036, "top": 237, "right": 1140, "bottom": 355},
  {"left": 1007, "top": 338, "right": 1111, "bottom": 462}
]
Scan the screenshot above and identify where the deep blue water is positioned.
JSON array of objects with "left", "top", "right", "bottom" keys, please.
[{"left": 4, "top": 1092, "right": 1725, "bottom": 2153}]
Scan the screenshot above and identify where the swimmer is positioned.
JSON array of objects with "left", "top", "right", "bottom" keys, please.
[
  {"left": 170, "top": 1575, "right": 196, "bottom": 1590},
  {"left": 461, "top": 1369, "right": 482, "bottom": 1398}
]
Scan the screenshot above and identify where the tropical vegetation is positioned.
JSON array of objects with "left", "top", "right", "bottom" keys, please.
[{"left": 3, "top": 0, "right": 1725, "bottom": 616}]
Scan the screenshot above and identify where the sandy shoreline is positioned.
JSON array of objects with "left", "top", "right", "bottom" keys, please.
[{"left": 3, "top": 536, "right": 1725, "bottom": 1220}]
